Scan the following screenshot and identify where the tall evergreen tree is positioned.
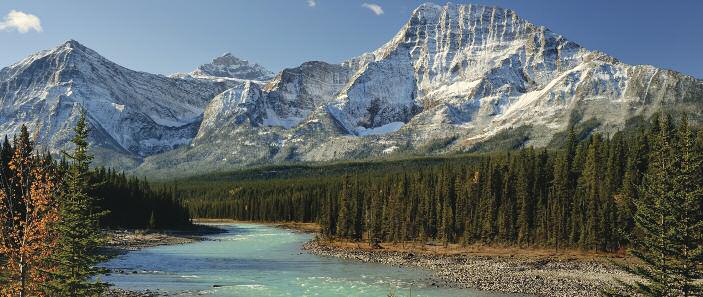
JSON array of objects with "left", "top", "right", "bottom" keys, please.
[
  {"left": 368, "top": 188, "right": 384, "bottom": 244},
  {"left": 668, "top": 115, "right": 703, "bottom": 295},
  {"left": 618, "top": 131, "right": 648, "bottom": 246},
  {"left": 336, "top": 175, "right": 352, "bottom": 238},
  {"left": 45, "top": 112, "right": 109, "bottom": 296},
  {"left": 516, "top": 161, "right": 531, "bottom": 246},
  {"left": 551, "top": 127, "right": 576, "bottom": 249},
  {"left": 620, "top": 114, "right": 702, "bottom": 296},
  {"left": 0, "top": 136, "right": 11, "bottom": 175}
]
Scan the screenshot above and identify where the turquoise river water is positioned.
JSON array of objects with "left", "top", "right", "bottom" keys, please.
[{"left": 102, "top": 224, "right": 518, "bottom": 297}]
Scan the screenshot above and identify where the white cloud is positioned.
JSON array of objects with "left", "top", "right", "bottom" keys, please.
[
  {"left": 307, "top": 0, "right": 317, "bottom": 7},
  {"left": 0, "top": 10, "right": 42, "bottom": 33},
  {"left": 362, "top": 3, "right": 384, "bottom": 16}
]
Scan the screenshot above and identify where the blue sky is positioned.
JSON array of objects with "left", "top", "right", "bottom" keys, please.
[{"left": 1, "top": 0, "right": 702, "bottom": 78}]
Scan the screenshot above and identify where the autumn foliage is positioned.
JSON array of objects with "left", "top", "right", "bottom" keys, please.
[{"left": 0, "top": 127, "right": 60, "bottom": 297}]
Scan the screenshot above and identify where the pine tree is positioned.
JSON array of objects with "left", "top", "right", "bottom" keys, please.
[{"left": 45, "top": 112, "right": 109, "bottom": 296}]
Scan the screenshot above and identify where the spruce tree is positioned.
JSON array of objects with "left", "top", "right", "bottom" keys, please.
[
  {"left": 352, "top": 177, "right": 364, "bottom": 241},
  {"left": 45, "top": 112, "right": 109, "bottom": 296},
  {"left": 550, "top": 127, "right": 576, "bottom": 249},
  {"left": 618, "top": 131, "right": 648, "bottom": 246},
  {"left": 0, "top": 136, "right": 11, "bottom": 173},
  {"left": 369, "top": 188, "right": 384, "bottom": 245},
  {"left": 620, "top": 114, "right": 702, "bottom": 296},
  {"left": 336, "top": 175, "right": 352, "bottom": 238},
  {"left": 516, "top": 163, "right": 531, "bottom": 246},
  {"left": 669, "top": 115, "right": 703, "bottom": 295}
]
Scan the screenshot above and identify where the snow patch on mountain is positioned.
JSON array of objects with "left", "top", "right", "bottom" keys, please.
[{"left": 356, "top": 122, "right": 404, "bottom": 136}]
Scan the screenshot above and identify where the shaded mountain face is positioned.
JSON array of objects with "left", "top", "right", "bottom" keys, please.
[{"left": 2, "top": 3, "right": 702, "bottom": 176}]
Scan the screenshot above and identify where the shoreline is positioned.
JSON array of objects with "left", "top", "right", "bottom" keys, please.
[
  {"left": 101, "top": 224, "right": 225, "bottom": 297},
  {"left": 303, "top": 239, "right": 637, "bottom": 297},
  {"left": 192, "top": 218, "right": 321, "bottom": 234},
  {"left": 102, "top": 224, "right": 224, "bottom": 254}
]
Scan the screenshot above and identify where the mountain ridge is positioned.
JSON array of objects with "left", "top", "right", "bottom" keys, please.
[{"left": 0, "top": 39, "right": 228, "bottom": 168}]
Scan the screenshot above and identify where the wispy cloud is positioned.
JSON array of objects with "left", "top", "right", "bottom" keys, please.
[
  {"left": 362, "top": 3, "right": 384, "bottom": 16},
  {"left": 0, "top": 10, "right": 42, "bottom": 33},
  {"left": 307, "top": 0, "right": 317, "bottom": 8}
]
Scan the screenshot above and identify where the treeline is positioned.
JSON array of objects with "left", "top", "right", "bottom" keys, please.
[
  {"left": 187, "top": 178, "right": 324, "bottom": 222},
  {"left": 186, "top": 114, "right": 702, "bottom": 253}
]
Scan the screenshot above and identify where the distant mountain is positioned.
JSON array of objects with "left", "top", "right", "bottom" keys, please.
[
  {"left": 172, "top": 53, "right": 274, "bottom": 82},
  {"left": 1, "top": 3, "right": 701, "bottom": 176}
]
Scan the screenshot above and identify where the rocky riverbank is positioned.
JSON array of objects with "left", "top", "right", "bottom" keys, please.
[
  {"left": 100, "top": 225, "right": 224, "bottom": 297},
  {"left": 304, "top": 240, "right": 637, "bottom": 296},
  {"left": 102, "top": 224, "right": 224, "bottom": 255},
  {"left": 102, "top": 288, "right": 168, "bottom": 297}
]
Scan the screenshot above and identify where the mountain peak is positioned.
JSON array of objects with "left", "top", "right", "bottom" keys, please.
[
  {"left": 50, "top": 39, "right": 103, "bottom": 60},
  {"left": 2, "top": 39, "right": 102, "bottom": 75},
  {"left": 53, "top": 39, "right": 94, "bottom": 56},
  {"left": 192, "top": 53, "right": 274, "bottom": 81},
  {"left": 411, "top": 2, "right": 516, "bottom": 18},
  {"left": 208, "top": 53, "right": 250, "bottom": 68},
  {"left": 61, "top": 39, "right": 84, "bottom": 48}
]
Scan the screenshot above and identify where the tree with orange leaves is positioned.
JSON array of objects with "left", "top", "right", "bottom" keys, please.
[{"left": 0, "top": 126, "right": 60, "bottom": 297}]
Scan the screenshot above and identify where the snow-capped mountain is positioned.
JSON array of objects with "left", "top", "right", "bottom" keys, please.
[
  {"left": 0, "top": 40, "right": 227, "bottom": 167},
  {"left": 2, "top": 3, "right": 702, "bottom": 176},
  {"left": 138, "top": 3, "right": 701, "bottom": 176},
  {"left": 172, "top": 53, "right": 274, "bottom": 82}
]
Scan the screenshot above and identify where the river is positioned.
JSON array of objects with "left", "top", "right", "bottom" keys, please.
[{"left": 102, "top": 224, "right": 517, "bottom": 297}]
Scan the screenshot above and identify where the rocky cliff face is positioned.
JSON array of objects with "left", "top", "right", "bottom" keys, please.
[{"left": 2, "top": 3, "right": 701, "bottom": 176}]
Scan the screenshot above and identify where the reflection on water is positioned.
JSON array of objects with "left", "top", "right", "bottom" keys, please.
[{"left": 102, "top": 224, "right": 515, "bottom": 297}]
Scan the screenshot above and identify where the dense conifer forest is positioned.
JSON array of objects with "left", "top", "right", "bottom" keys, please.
[
  {"left": 91, "top": 168, "right": 192, "bottom": 229},
  {"left": 0, "top": 134, "right": 192, "bottom": 230},
  {"left": 182, "top": 114, "right": 703, "bottom": 252}
]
